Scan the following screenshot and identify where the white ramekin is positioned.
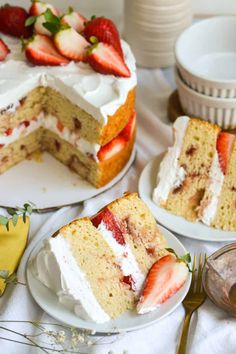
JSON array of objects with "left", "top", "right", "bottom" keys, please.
[
  {"left": 175, "top": 68, "right": 236, "bottom": 129},
  {"left": 175, "top": 17, "right": 236, "bottom": 98}
]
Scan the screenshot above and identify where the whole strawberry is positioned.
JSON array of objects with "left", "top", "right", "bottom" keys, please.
[
  {"left": 84, "top": 17, "right": 124, "bottom": 58},
  {"left": 0, "top": 5, "right": 32, "bottom": 38}
]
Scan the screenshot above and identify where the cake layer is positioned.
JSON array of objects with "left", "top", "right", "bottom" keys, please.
[
  {"left": 0, "top": 35, "right": 136, "bottom": 126},
  {"left": 32, "top": 218, "right": 134, "bottom": 322},
  {"left": 44, "top": 127, "right": 135, "bottom": 187},
  {"left": 95, "top": 193, "right": 168, "bottom": 274},
  {"left": 0, "top": 87, "right": 135, "bottom": 146},
  {"left": 153, "top": 117, "right": 221, "bottom": 221}
]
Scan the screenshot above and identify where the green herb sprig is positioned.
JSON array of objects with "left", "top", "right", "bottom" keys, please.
[{"left": 0, "top": 202, "right": 35, "bottom": 231}]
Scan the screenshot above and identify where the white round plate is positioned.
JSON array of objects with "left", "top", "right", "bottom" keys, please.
[
  {"left": 139, "top": 155, "right": 236, "bottom": 242},
  {"left": 26, "top": 225, "right": 191, "bottom": 334},
  {"left": 0, "top": 149, "right": 135, "bottom": 210}
]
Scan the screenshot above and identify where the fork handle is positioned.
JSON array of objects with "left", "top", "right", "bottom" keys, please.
[{"left": 177, "top": 310, "right": 193, "bottom": 354}]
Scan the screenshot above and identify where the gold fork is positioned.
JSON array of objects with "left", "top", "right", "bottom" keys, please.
[{"left": 177, "top": 254, "right": 207, "bottom": 354}]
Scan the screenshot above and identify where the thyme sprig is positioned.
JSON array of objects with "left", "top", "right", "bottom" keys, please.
[{"left": 0, "top": 202, "right": 35, "bottom": 231}]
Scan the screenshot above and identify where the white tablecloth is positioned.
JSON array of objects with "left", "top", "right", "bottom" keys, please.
[{"left": 0, "top": 68, "right": 235, "bottom": 354}]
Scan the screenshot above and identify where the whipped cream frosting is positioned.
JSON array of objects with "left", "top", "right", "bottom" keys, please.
[
  {"left": 0, "top": 113, "right": 101, "bottom": 161},
  {"left": 97, "top": 221, "right": 145, "bottom": 294},
  {"left": 31, "top": 234, "right": 110, "bottom": 323},
  {"left": 153, "top": 116, "right": 189, "bottom": 206},
  {"left": 200, "top": 152, "right": 225, "bottom": 225},
  {"left": 0, "top": 35, "right": 137, "bottom": 125}
]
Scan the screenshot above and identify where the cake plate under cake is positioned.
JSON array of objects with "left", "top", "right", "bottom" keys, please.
[
  {"left": 26, "top": 225, "right": 191, "bottom": 333},
  {"left": 0, "top": 149, "right": 136, "bottom": 210},
  {"left": 139, "top": 154, "right": 236, "bottom": 242}
]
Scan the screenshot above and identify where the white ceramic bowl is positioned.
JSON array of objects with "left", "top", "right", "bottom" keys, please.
[
  {"left": 175, "top": 68, "right": 236, "bottom": 129},
  {"left": 175, "top": 17, "right": 236, "bottom": 98}
]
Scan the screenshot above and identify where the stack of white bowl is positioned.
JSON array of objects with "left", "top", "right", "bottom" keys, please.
[
  {"left": 175, "top": 16, "right": 236, "bottom": 130},
  {"left": 123, "top": 0, "right": 192, "bottom": 68}
]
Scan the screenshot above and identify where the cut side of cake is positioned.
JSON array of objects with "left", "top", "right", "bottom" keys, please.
[
  {"left": 199, "top": 132, "right": 236, "bottom": 231},
  {"left": 153, "top": 116, "right": 220, "bottom": 222},
  {"left": 32, "top": 193, "right": 169, "bottom": 323},
  {"left": 0, "top": 5, "right": 137, "bottom": 188},
  {"left": 153, "top": 116, "right": 236, "bottom": 231}
]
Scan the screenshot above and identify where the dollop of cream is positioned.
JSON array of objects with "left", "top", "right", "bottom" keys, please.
[
  {"left": 153, "top": 116, "right": 189, "bottom": 206},
  {"left": 31, "top": 235, "right": 110, "bottom": 323}
]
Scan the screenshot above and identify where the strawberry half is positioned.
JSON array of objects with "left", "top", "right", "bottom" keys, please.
[
  {"left": 87, "top": 42, "right": 130, "bottom": 77},
  {"left": 216, "top": 132, "right": 235, "bottom": 175},
  {"left": 84, "top": 17, "right": 123, "bottom": 58},
  {"left": 0, "top": 38, "right": 10, "bottom": 61},
  {"left": 121, "top": 111, "right": 136, "bottom": 141},
  {"left": 137, "top": 254, "right": 188, "bottom": 314},
  {"left": 25, "top": 34, "right": 69, "bottom": 66},
  {"left": 0, "top": 5, "right": 32, "bottom": 38},
  {"left": 29, "top": 1, "right": 59, "bottom": 17},
  {"left": 61, "top": 7, "right": 87, "bottom": 33},
  {"left": 33, "top": 13, "right": 52, "bottom": 36},
  {"left": 97, "top": 136, "right": 126, "bottom": 162},
  {"left": 54, "top": 27, "right": 89, "bottom": 62},
  {"left": 91, "top": 208, "right": 125, "bottom": 245}
]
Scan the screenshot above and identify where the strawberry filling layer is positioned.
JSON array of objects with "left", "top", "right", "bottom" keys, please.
[
  {"left": 0, "top": 111, "right": 136, "bottom": 163},
  {"left": 91, "top": 207, "right": 145, "bottom": 294}
]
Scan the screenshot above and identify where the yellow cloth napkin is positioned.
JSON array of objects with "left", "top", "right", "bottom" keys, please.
[{"left": 0, "top": 217, "right": 30, "bottom": 295}]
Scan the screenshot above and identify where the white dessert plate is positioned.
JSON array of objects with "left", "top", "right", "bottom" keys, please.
[
  {"left": 0, "top": 149, "right": 135, "bottom": 211},
  {"left": 26, "top": 225, "right": 191, "bottom": 334},
  {"left": 139, "top": 154, "right": 236, "bottom": 242}
]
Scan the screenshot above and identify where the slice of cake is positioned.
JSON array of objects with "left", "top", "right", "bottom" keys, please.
[
  {"left": 32, "top": 193, "right": 169, "bottom": 323},
  {"left": 199, "top": 132, "right": 236, "bottom": 230},
  {"left": 0, "top": 3, "right": 137, "bottom": 188},
  {"left": 153, "top": 116, "right": 220, "bottom": 222}
]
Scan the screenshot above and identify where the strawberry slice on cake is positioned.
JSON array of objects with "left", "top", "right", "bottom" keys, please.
[{"left": 137, "top": 253, "right": 189, "bottom": 314}]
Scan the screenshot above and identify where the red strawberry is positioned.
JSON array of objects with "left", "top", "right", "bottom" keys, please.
[
  {"left": 97, "top": 136, "right": 125, "bottom": 162},
  {"left": 33, "top": 13, "right": 52, "bottom": 36},
  {"left": 54, "top": 27, "right": 89, "bottom": 62},
  {"left": 29, "top": 1, "right": 59, "bottom": 17},
  {"left": 5, "top": 128, "right": 13, "bottom": 136},
  {"left": 0, "top": 38, "right": 10, "bottom": 61},
  {"left": 0, "top": 5, "right": 32, "bottom": 38},
  {"left": 91, "top": 208, "right": 125, "bottom": 245},
  {"left": 84, "top": 17, "right": 123, "bottom": 58},
  {"left": 216, "top": 132, "right": 235, "bottom": 175},
  {"left": 61, "top": 7, "right": 87, "bottom": 33},
  {"left": 0, "top": 144, "right": 4, "bottom": 148},
  {"left": 25, "top": 34, "right": 69, "bottom": 66},
  {"left": 121, "top": 111, "right": 136, "bottom": 141},
  {"left": 57, "top": 120, "right": 64, "bottom": 132},
  {"left": 87, "top": 42, "right": 130, "bottom": 77},
  {"left": 137, "top": 254, "right": 188, "bottom": 314}
]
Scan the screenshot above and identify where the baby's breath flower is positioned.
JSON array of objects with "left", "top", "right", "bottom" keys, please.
[{"left": 87, "top": 340, "right": 93, "bottom": 346}]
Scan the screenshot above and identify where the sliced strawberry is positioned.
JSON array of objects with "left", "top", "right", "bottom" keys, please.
[
  {"left": 33, "top": 13, "right": 52, "bottom": 36},
  {"left": 137, "top": 254, "right": 188, "bottom": 314},
  {"left": 216, "top": 132, "right": 235, "bottom": 175},
  {"left": 54, "top": 27, "right": 89, "bottom": 62},
  {"left": 0, "top": 5, "right": 32, "bottom": 38},
  {"left": 0, "top": 38, "right": 10, "bottom": 61},
  {"left": 61, "top": 7, "right": 87, "bottom": 33},
  {"left": 0, "top": 144, "right": 4, "bottom": 148},
  {"left": 87, "top": 42, "right": 130, "bottom": 77},
  {"left": 97, "top": 136, "right": 125, "bottom": 162},
  {"left": 29, "top": 1, "right": 59, "bottom": 17},
  {"left": 25, "top": 34, "right": 69, "bottom": 66},
  {"left": 91, "top": 208, "right": 125, "bottom": 245},
  {"left": 5, "top": 128, "right": 13, "bottom": 136},
  {"left": 84, "top": 17, "right": 123, "bottom": 58},
  {"left": 120, "top": 111, "right": 136, "bottom": 141}
]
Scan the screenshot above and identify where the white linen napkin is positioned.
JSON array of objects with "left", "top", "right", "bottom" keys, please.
[{"left": 0, "top": 69, "right": 235, "bottom": 354}]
